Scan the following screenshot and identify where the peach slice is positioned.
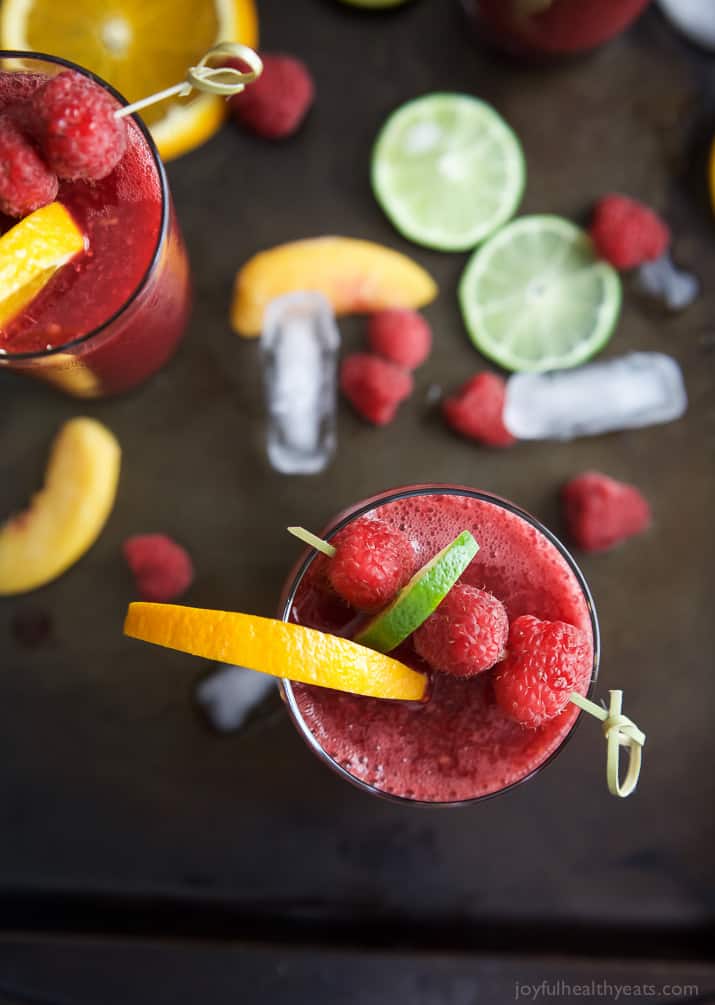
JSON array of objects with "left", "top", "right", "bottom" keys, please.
[
  {"left": 0, "top": 417, "right": 121, "bottom": 595},
  {"left": 230, "top": 236, "right": 438, "bottom": 336}
]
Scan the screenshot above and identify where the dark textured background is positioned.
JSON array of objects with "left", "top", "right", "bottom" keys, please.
[{"left": 1, "top": 0, "right": 714, "bottom": 1000}]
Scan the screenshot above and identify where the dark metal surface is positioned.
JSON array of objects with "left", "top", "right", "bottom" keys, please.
[
  {"left": 0, "top": 937, "right": 714, "bottom": 1005},
  {"left": 1, "top": 0, "right": 713, "bottom": 965}
]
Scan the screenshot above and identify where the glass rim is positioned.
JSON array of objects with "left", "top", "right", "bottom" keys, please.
[
  {"left": 0, "top": 50, "right": 169, "bottom": 362},
  {"left": 279, "top": 483, "right": 601, "bottom": 808}
]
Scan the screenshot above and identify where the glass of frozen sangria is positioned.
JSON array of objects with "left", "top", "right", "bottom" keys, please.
[
  {"left": 279, "top": 484, "right": 600, "bottom": 805},
  {"left": 0, "top": 51, "right": 190, "bottom": 397}
]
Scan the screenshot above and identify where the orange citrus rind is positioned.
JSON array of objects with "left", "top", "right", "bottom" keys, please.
[
  {"left": 124, "top": 603, "right": 427, "bottom": 701},
  {"left": 0, "top": 202, "right": 85, "bottom": 330}
]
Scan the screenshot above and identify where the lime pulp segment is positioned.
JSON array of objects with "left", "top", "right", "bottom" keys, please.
[
  {"left": 371, "top": 92, "right": 525, "bottom": 252},
  {"left": 354, "top": 530, "right": 479, "bottom": 653},
  {"left": 459, "top": 215, "right": 622, "bottom": 373}
]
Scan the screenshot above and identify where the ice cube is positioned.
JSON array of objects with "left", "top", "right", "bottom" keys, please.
[
  {"left": 261, "top": 291, "right": 340, "bottom": 475},
  {"left": 503, "top": 352, "right": 687, "bottom": 440},
  {"left": 637, "top": 251, "right": 699, "bottom": 312},
  {"left": 196, "top": 665, "right": 275, "bottom": 733},
  {"left": 657, "top": 0, "right": 715, "bottom": 51}
]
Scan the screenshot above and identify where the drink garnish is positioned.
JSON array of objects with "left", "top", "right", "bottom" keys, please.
[
  {"left": 0, "top": 1, "right": 260, "bottom": 161},
  {"left": 0, "top": 202, "right": 84, "bottom": 329},
  {"left": 493, "top": 614, "right": 645, "bottom": 797},
  {"left": 355, "top": 530, "right": 479, "bottom": 652},
  {"left": 124, "top": 603, "right": 427, "bottom": 701},
  {"left": 289, "top": 526, "right": 479, "bottom": 653},
  {"left": 114, "top": 43, "right": 263, "bottom": 121},
  {"left": 570, "top": 691, "right": 645, "bottom": 798}
]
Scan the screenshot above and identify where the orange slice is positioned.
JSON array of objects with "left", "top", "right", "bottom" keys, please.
[
  {"left": 124, "top": 603, "right": 427, "bottom": 701},
  {"left": 1, "top": 0, "right": 259, "bottom": 162},
  {"left": 0, "top": 202, "right": 85, "bottom": 330}
]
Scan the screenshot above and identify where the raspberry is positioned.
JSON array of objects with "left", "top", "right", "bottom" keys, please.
[
  {"left": 123, "top": 534, "right": 194, "bottom": 603},
  {"left": 494, "top": 615, "right": 590, "bottom": 728},
  {"left": 328, "top": 518, "right": 414, "bottom": 612},
  {"left": 589, "top": 194, "right": 669, "bottom": 270},
  {"left": 30, "top": 70, "right": 127, "bottom": 181},
  {"left": 340, "top": 352, "right": 413, "bottom": 426},
  {"left": 443, "top": 372, "right": 516, "bottom": 447},
  {"left": 0, "top": 113, "right": 58, "bottom": 218},
  {"left": 561, "top": 471, "right": 651, "bottom": 553},
  {"left": 228, "top": 53, "right": 314, "bottom": 140},
  {"left": 367, "top": 309, "right": 432, "bottom": 370},
  {"left": 413, "top": 583, "right": 508, "bottom": 677}
]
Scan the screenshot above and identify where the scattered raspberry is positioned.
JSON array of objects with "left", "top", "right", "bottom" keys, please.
[
  {"left": 30, "top": 70, "right": 127, "bottom": 181},
  {"left": 589, "top": 194, "right": 669, "bottom": 270},
  {"left": 340, "top": 352, "right": 413, "bottom": 426},
  {"left": 561, "top": 471, "right": 651, "bottom": 553},
  {"left": 0, "top": 112, "right": 58, "bottom": 218},
  {"left": 494, "top": 615, "right": 590, "bottom": 728},
  {"left": 413, "top": 583, "right": 508, "bottom": 677},
  {"left": 328, "top": 518, "right": 414, "bottom": 612},
  {"left": 123, "top": 534, "right": 194, "bottom": 603},
  {"left": 443, "top": 372, "right": 516, "bottom": 447},
  {"left": 367, "top": 309, "right": 432, "bottom": 370},
  {"left": 228, "top": 53, "right": 314, "bottom": 140}
]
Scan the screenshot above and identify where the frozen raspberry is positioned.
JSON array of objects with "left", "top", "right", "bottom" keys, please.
[
  {"left": 123, "top": 534, "right": 194, "bottom": 603},
  {"left": 561, "top": 471, "right": 651, "bottom": 553},
  {"left": 367, "top": 309, "right": 432, "bottom": 370},
  {"left": 589, "top": 194, "right": 669, "bottom": 270},
  {"left": 30, "top": 70, "right": 127, "bottom": 181},
  {"left": 0, "top": 112, "right": 58, "bottom": 218},
  {"left": 443, "top": 372, "right": 516, "bottom": 448},
  {"left": 328, "top": 518, "right": 414, "bottom": 613},
  {"left": 228, "top": 53, "right": 314, "bottom": 140},
  {"left": 413, "top": 583, "right": 508, "bottom": 677},
  {"left": 494, "top": 615, "right": 590, "bottom": 728},
  {"left": 340, "top": 352, "right": 413, "bottom": 426}
]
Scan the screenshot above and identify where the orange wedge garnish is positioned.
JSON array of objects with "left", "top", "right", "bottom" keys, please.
[
  {"left": 0, "top": 202, "right": 84, "bottom": 330},
  {"left": 124, "top": 603, "right": 427, "bottom": 701}
]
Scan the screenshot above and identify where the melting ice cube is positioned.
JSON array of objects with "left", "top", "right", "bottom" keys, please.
[
  {"left": 657, "top": 0, "right": 715, "bottom": 51},
  {"left": 261, "top": 291, "right": 340, "bottom": 475},
  {"left": 638, "top": 251, "right": 699, "bottom": 312},
  {"left": 196, "top": 665, "right": 275, "bottom": 733},
  {"left": 503, "top": 352, "right": 687, "bottom": 441}
]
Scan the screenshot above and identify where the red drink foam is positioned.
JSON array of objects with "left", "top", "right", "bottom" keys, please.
[{"left": 288, "top": 491, "right": 595, "bottom": 803}]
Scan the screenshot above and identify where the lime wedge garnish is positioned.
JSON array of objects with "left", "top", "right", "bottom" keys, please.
[
  {"left": 371, "top": 92, "right": 525, "bottom": 252},
  {"left": 354, "top": 530, "right": 479, "bottom": 653},
  {"left": 459, "top": 215, "right": 622, "bottom": 373}
]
